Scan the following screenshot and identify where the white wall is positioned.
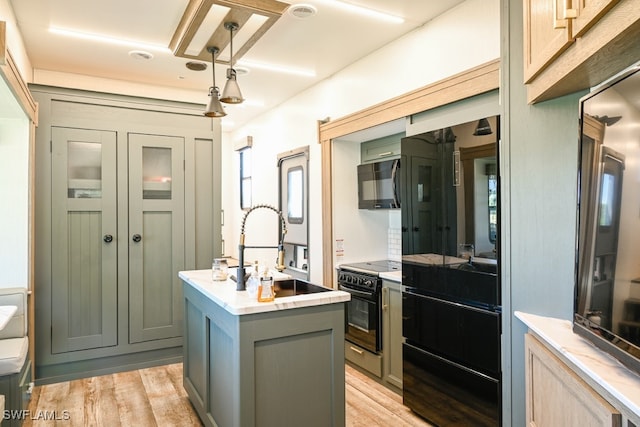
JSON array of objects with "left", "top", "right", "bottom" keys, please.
[
  {"left": 223, "top": 0, "right": 501, "bottom": 285},
  {"left": 331, "top": 138, "right": 390, "bottom": 266},
  {"left": 1, "top": 0, "right": 34, "bottom": 290},
  {"left": 0, "top": 106, "right": 29, "bottom": 289},
  {"left": 0, "top": 0, "right": 32, "bottom": 83}
]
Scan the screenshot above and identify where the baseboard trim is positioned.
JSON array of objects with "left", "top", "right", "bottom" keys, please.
[{"left": 34, "top": 347, "right": 183, "bottom": 385}]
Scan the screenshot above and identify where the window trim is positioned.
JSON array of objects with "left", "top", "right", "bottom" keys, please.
[{"left": 239, "top": 146, "right": 252, "bottom": 210}]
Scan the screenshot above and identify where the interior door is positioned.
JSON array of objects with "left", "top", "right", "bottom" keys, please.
[
  {"left": 51, "top": 127, "right": 118, "bottom": 353},
  {"left": 278, "top": 147, "right": 309, "bottom": 278},
  {"left": 128, "top": 133, "right": 185, "bottom": 343}
]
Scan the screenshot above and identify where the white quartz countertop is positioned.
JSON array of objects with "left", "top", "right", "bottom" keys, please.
[
  {"left": 515, "top": 311, "right": 640, "bottom": 418},
  {"left": 380, "top": 270, "right": 402, "bottom": 282},
  {"left": 179, "top": 270, "right": 350, "bottom": 316},
  {"left": 402, "top": 253, "right": 468, "bottom": 265}
]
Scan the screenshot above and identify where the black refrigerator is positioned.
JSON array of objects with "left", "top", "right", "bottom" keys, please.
[{"left": 401, "top": 119, "right": 501, "bottom": 426}]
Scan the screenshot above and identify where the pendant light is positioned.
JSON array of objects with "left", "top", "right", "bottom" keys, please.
[
  {"left": 473, "top": 118, "right": 493, "bottom": 136},
  {"left": 220, "top": 22, "right": 244, "bottom": 104},
  {"left": 204, "top": 46, "right": 226, "bottom": 117}
]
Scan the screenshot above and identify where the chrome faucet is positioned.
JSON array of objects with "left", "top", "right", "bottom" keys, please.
[{"left": 236, "top": 204, "right": 287, "bottom": 291}]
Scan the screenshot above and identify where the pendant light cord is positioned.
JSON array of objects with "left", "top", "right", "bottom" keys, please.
[{"left": 211, "top": 48, "right": 217, "bottom": 89}]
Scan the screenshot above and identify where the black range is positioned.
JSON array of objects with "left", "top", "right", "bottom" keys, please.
[{"left": 338, "top": 260, "right": 400, "bottom": 354}]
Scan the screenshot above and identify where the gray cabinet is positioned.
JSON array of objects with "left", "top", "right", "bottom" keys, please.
[
  {"left": 33, "top": 86, "right": 221, "bottom": 381},
  {"left": 51, "top": 127, "right": 118, "bottom": 353},
  {"left": 183, "top": 281, "right": 346, "bottom": 427},
  {"left": 128, "top": 134, "right": 185, "bottom": 343},
  {"left": 360, "top": 133, "right": 402, "bottom": 163},
  {"left": 382, "top": 279, "right": 403, "bottom": 390},
  {"left": 51, "top": 129, "right": 185, "bottom": 350}
]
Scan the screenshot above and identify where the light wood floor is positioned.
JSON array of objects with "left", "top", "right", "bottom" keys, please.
[{"left": 23, "top": 363, "right": 431, "bottom": 426}]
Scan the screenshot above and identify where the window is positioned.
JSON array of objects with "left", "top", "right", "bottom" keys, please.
[
  {"left": 287, "top": 166, "right": 304, "bottom": 224},
  {"left": 240, "top": 147, "right": 252, "bottom": 209}
]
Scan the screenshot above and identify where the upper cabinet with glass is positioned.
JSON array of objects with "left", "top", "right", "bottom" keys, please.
[
  {"left": 67, "top": 141, "right": 103, "bottom": 199},
  {"left": 142, "top": 147, "right": 172, "bottom": 200}
]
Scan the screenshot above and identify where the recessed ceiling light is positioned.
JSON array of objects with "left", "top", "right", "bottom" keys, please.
[
  {"left": 50, "top": 27, "right": 171, "bottom": 53},
  {"left": 316, "top": 0, "right": 404, "bottom": 24},
  {"left": 186, "top": 61, "right": 208, "bottom": 71},
  {"left": 288, "top": 4, "right": 318, "bottom": 19},
  {"left": 129, "top": 50, "right": 154, "bottom": 60},
  {"left": 236, "top": 59, "right": 314, "bottom": 77}
]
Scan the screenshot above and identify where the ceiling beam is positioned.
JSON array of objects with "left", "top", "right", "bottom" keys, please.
[{"left": 169, "top": 0, "right": 289, "bottom": 64}]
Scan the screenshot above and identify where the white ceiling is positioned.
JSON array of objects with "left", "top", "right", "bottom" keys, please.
[{"left": 9, "top": 0, "right": 465, "bottom": 131}]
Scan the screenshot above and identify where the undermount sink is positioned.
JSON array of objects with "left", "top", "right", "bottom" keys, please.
[{"left": 273, "top": 278, "right": 332, "bottom": 298}]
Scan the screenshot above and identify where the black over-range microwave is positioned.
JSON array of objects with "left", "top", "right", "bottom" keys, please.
[{"left": 357, "top": 158, "right": 400, "bottom": 209}]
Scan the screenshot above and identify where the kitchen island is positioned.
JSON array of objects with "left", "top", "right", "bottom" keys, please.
[{"left": 179, "top": 270, "right": 350, "bottom": 427}]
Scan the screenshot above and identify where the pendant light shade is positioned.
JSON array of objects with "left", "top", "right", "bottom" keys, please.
[
  {"left": 204, "top": 46, "right": 226, "bottom": 118},
  {"left": 220, "top": 22, "right": 244, "bottom": 104},
  {"left": 205, "top": 87, "right": 226, "bottom": 117},
  {"left": 221, "top": 68, "right": 243, "bottom": 104},
  {"left": 473, "top": 118, "right": 492, "bottom": 136}
]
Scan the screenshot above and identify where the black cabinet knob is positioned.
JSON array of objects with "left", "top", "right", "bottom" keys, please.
[
  {"left": 132, "top": 234, "right": 142, "bottom": 243},
  {"left": 413, "top": 226, "right": 420, "bottom": 232},
  {"left": 103, "top": 234, "right": 113, "bottom": 243}
]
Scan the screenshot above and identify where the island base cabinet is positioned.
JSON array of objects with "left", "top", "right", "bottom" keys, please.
[{"left": 183, "top": 283, "right": 346, "bottom": 427}]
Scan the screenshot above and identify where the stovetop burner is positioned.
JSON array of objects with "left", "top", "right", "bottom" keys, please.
[{"left": 339, "top": 259, "right": 401, "bottom": 275}]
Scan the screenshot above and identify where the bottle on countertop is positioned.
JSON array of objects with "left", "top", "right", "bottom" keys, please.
[
  {"left": 257, "top": 270, "right": 275, "bottom": 302},
  {"left": 246, "top": 261, "right": 260, "bottom": 299}
]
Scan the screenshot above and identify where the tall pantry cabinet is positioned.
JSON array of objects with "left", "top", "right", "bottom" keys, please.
[{"left": 32, "top": 86, "right": 222, "bottom": 382}]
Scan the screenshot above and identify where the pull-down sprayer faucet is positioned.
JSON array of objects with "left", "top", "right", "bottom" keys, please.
[{"left": 236, "top": 204, "right": 287, "bottom": 291}]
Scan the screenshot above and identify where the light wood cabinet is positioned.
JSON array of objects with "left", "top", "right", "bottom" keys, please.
[
  {"left": 524, "top": 0, "right": 619, "bottom": 83},
  {"left": 523, "top": 0, "right": 640, "bottom": 103},
  {"left": 523, "top": 0, "right": 575, "bottom": 83},
  {"left": 572, "top": 0, "right": 620, "bottom": 37},
  {"left": 525, "top": 333, "right": 622, "bottom": 426}
]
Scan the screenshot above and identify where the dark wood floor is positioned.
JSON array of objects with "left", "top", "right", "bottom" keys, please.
[{"left": 23, "top": 363, "right": 431, "bottom": 426}]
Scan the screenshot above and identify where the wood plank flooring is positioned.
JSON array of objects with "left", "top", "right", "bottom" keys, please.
[{"left": 22, "top": 363, "right": 431, "bottom": 426}]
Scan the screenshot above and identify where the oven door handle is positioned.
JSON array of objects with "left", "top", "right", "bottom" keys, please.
[{"left": 339, "top": 284, "right": 376, "bottom": 299}]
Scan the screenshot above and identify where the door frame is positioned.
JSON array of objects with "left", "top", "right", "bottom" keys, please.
[
  {"left": 277, "top": 146, "right": 310, "bottom": 278},
  {"left": 318, "top": 59, "right": 500, "bottom": 284}
]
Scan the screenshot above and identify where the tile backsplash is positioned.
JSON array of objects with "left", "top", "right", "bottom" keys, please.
[{"left": 388, "top": 228, "right": 401, "bottom": 261}]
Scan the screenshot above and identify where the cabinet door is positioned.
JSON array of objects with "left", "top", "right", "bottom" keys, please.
[
  {"left": 523, "top": 0, "right": 574, "bottom": 83},
  {"left": 382, "top": 280, "right": 403, "bottom": 390},
  {"left": 571, "top": 0, "right": 620, "bottom": 38},
  {"left": 128, "top": 133, "right": 185, "bottom": 343},
  {"left": 525, "top": 333, "right": 621, "bottom": 426},
  {"left": 51, "top": 127, "right": 118, "bottom": 353}
]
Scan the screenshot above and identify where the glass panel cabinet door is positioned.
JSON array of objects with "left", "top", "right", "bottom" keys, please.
[
  {"left": 51, "top": 127, "right": 118, "bottom": 353},
  {"left": 128, "top": 133, "right": 185, "bottom": 343},
  {"left": 142, "top": 146, "right": 172, "bottom": 200}
]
